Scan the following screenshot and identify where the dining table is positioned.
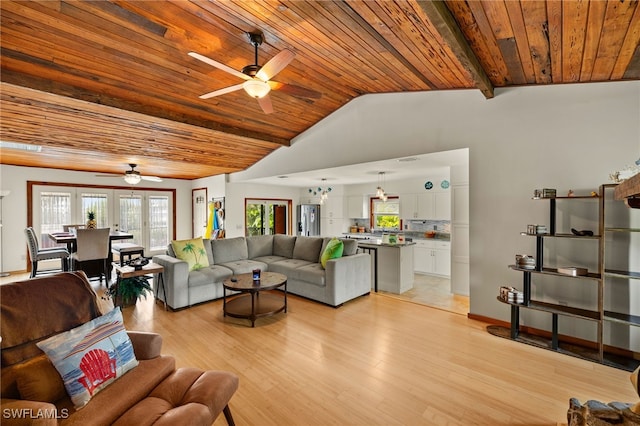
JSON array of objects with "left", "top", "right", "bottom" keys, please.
[{"left": 48, "top": 230, "right": 134, "bottom": 281}]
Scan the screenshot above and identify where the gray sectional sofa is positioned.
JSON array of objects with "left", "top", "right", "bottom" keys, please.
[{"left": 152, "top": 234, "right": 371, "bottom": 310}]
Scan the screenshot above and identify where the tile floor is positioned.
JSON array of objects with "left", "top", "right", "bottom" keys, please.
[{"left": 377, "top": 273, "right": 469, "bottom": 315}]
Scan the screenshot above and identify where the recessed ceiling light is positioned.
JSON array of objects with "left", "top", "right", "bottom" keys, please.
[
  {"left": 0, "top": 141, "right": 42, "bottom": 152},
  {"left": 398, "top": 157, "right": 418, "bottom": 162}
]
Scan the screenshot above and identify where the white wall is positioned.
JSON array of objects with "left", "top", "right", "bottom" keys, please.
[{"left": 232, "top": 81, "right": 640, "bottom": 349}]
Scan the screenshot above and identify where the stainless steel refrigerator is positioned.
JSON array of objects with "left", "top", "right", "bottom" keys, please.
[{"left": 296, "top": 204, "right": 321, "bottom": 236}]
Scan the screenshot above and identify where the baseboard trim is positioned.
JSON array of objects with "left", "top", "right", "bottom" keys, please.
[{"left": 468, "top": 312, "right": 640, "bottom": 365}]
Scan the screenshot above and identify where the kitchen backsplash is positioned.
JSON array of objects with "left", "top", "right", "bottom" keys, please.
[{"left": 405, "top": 220, "right": 451, "bottom": 233}]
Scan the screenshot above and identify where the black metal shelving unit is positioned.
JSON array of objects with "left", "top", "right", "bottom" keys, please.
[{"left": 491, "top": 185, "right": 640, "bottom": 371}]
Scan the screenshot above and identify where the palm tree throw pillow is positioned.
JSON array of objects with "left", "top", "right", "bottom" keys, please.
[{"left": 171, "top": 238, "right": 210, "bottom": 271}]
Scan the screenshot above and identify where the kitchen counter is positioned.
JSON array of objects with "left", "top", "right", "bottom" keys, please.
[
  {"left": 343, "top": 232, "right": 450, "bottom": 242},
  {"left": 357, "top": 241, "right": 414, "bottom": 294},
  {"left": 357, "top": 241, "right": 416, "bottom": 248}
]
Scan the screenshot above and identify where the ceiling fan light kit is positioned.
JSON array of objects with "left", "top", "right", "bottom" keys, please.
[
  {"left": 124, "top": 171, "right": 142, "bottom": 185},
  {"left": 97, "top": 163, "right": 162, "bottom": 184},
  {"left": 243, "top": 79, "right": 271, "bottom": 98},
  {"left": 189, "top": 31, "right": 320, "bottom": 114}
]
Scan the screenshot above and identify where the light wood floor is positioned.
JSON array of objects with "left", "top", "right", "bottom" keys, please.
[{"left": 5, "top": 272, "right": 637, "bottom": 425}]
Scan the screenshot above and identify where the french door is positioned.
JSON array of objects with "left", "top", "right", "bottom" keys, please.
[{"left": 32, "top": 185, "right": 173, "bottom": 269}]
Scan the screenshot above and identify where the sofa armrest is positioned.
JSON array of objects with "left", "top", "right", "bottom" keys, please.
[
  {"left": 1, "top": 399, "right": 60, "bottom": 425},
  {"left": 152, "top": 254, "right": 190, "bottom": 309},
  {"left": 127, "top": 331, "right": 163, "bottom": 360},
  {"left": 325, "top": 253, "right": 371, "bottom": 306}
]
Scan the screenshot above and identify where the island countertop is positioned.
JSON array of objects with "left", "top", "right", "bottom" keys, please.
[{"left": 357, "top": 241, "right": 416, "bottom": 248}]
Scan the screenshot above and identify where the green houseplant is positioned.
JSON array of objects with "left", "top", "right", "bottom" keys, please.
[{"left": 106, "top": 276, "right": 153, "bottom": 308}]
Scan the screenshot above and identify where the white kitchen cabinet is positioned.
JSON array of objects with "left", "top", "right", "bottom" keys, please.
[
  {"left": 347, "top": 195, "right": 368, "bottom": 219},
  {"left": 401, "top": 192, "right": 450, "bottom": 220},
  {"left": 417, "top": 193, "right": 435, "bottom": 218},
  {"left": 400, "top": 194, "right": 418, "bottom": 220},
  {"left": 413, "top": 240, "right": 450, "bottom": 277},
  {"left": 320, "top": 196, "right": 343, "bottom": 219},
  {"left": 434, "top": 192, "right": 451, "bottom": 219}
]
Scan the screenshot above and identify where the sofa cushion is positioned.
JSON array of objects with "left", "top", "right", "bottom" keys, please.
[
  {"left": 273, "top": 235, "right": 296, "bottom": 258},
  {"left": 219, "top": 259, "right": 268, "bottom": 275},
  {"left": 320, "top": 238, "right": 344, "bottom": 268},
  {"left": 211, "top": 237, "right": 248, "bottom": 264},
  {"left": 15, "top": 355, "right": 66, "bottom": 403},
  {"left": 171, "top": 238, "right": 210, "bottom": 271},
  {"left": 188, "top": 265, "right": 233, "bottom": 288},
  {"left": 291, "top": 263, "right": 326, "bottom": 286},
  {"left": 36, "top": 307, "right": 139, "bottom": 409},
  {"left": 268, "top": 258, "right": 313, "bottom": 276},
  {"left": 247, "top": 235, "right": 273, "bottom": 259},
  {"left": 251, "top": 255, "right": 289, "bottom": 265},
  {"left": 293, "top": 236, "right": 324, "bottom": 263},
  {"left": 341, "top": 238, "right": 358, "bottom": 256}
]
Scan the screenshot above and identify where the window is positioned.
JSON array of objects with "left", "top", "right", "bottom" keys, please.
[
  {"left": 81, "top": 192, "right": 108, "bottom": 228},
  {"left": 372, "top": 197, "right": 400, "bottom": 231},
  {"left": 40, "top": 191, "right": 72, "bottom": 248}
]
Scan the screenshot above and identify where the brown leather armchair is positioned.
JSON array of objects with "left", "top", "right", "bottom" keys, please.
[{"left": 0, "top": 272, "right": 238, "bottom": 425}]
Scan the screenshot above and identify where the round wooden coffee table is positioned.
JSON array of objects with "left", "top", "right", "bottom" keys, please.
[{"left": 222, "top": 271, "right": 287, "bottom": 327}]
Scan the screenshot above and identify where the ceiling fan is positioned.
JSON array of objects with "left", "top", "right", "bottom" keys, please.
[
  {"left": 96, "top": 164, "right": 162, "bottom": 185},
  {"left": 189, "top": 32, "right": 321, "bottom": 114}
]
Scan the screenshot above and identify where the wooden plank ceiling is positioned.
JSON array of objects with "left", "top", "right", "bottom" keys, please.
[{"left": 1, "top": 0, "right": 639, "bottom": 180}]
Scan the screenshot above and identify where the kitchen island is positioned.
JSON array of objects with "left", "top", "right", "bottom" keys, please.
[{"left": 358, "top": 241, "right": 415, "bottom": 294}]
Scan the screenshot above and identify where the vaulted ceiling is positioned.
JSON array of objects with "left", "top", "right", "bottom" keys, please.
[{"left": 1, "top": 1, "right": 639, "bottom": 180}]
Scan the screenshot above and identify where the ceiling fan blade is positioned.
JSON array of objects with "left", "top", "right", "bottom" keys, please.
[
  {"left": 268, "top": 81, "right": 322, "bottom": 99},
  {"left": 257, "top": 94, "right": 274, "bottom": 114},
  {"left": 256, "top": 49, "right": 295, "bottom": 81},
  {"left": 141, "top": 175, "right": 163, "bottom": 182},
  {"left": 188, "top": 52, "right": 251, "bottom": 81},
  {"left": 95, "top": 174, "right": 122, "bottom": 178},
  {"left": 199, "top": 83, "right": 245, "bottom": 99}
]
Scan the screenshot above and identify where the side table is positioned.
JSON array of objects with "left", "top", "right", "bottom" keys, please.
[{"left": 112, "top": 262, "right": 166, "bottom": 310}]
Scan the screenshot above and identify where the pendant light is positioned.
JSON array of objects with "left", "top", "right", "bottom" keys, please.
[
  {"left": 376, "top": 172, "right": 387, "bottom": 201},
  {"left": 309, "top": 178, "right": 332, "bottom": 205}
]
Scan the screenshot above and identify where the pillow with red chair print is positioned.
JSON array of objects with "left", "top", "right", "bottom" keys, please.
[{"left": 36, "top": 307, "right": 138, "bottom": 409}]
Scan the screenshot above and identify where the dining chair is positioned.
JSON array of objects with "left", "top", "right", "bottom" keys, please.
[
  {"left": 71, "top": 228, "right": 111, "bottom": 284},
  {"left": 24, "top": 227, "right": 70, "bottom": 278}
]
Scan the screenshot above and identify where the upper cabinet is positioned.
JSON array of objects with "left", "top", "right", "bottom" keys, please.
[
  {"left": 401, "top": 192, "right": 450, "bottom": 220},
  {"left": 347, "top": 195, "right": 369, "bottom": 219}
]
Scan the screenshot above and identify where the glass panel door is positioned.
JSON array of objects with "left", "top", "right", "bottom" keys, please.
[
  {"left": 114, "top": 190, "right": 172, "bottom": 256},
  {"left": 245, "top": 199, "right": 290, "bottom": 236},
  {"left": 148, "top": 195, "right": 170, "bottom": 252},
  {"left": 118, "top": 194, "right": 143, "bottom": 243}
]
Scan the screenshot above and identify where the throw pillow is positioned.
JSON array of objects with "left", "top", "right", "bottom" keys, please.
[
  {"left": 171, "top": 238, "right": 210, "bottom": 271},
  {"left": 320, "top": 238, "right": 344, "bottom": 269},
  {"left": 36, "top": 307, "right": 139, "bottom": 409},
  {"left": 15, "top": 355, "right": 67, "bottom": 403}
]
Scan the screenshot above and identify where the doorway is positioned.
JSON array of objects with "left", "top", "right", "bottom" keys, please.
[{"left": 245, "top": 199, "right": 292, "bottom": 236}]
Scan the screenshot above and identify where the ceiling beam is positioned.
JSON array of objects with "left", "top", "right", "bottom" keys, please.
[{"left": 416, "top": 0, "right": 495, "bottom": 99}]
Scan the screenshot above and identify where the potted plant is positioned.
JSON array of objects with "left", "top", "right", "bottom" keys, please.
[
  {"left": 86, "top": 210, "right": 97, "bottom": 229},
  {"left": 105, "top": 276, "right": 153, "bottom": 308}
]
